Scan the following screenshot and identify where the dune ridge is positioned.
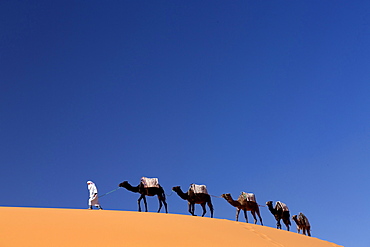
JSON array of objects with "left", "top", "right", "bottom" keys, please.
[{"left": 0, "top": 207, "right": 342, "bottom": 247}]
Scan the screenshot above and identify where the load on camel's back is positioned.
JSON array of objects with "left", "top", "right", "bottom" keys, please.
[
  {"left": 140, "top": 177, "right": 160, "bottom": 188},
  {"left": 241, "top": 192, "right": 256, "bottom": 202},
  {"left": 189, "top": 184, "right": 208, "bottom": 194}
]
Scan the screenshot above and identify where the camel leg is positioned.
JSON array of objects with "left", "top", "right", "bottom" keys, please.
[
  {"left": 256, "top": 208, "right": 263, "bottom": 225},
  {"left": 156, "top": 195, "right": 168, "bottom": 213},
  {"left": 138, "top": 195, "right": 145, "bottom": 212},
  {"left": 201, "top": 203, "right": 207, "bottom": 217},
  {"left": 161, "top": 197, "right": 168, "bottom": 213},
  {"left": 244, "top": 210, "right": 249, "bottom": 223},
  {"left": 307, "top": 227, "right": 311, "bottom": 237},
  {"left": 142, "top": 195, "right": 148, "bottom": 212},
  {"left": 157, "top": 196, "right": 163, "bottom": 213},
  {"left": 277, "top": 219, "right": 282, "bottom": 229},
  {"left": 283, "top": 212, "right": 291, "bottom": 231},
  {"left": 207, "top": 201, "right": 213, "bottom": 218},
  {"left": 285, "top": 222, "right": 290, "bottom": 231},
  {"left": 188, "top": 202, "right": 195, "bottom": 216},
  {"left": 251, "top": 210, "right": 258, "bottom": 224},
  {"left": 235, "top": 208, "right": 240, "bottom": 221},
  {"left": 283, "top": 218, "right": 290, "bottom": 231}
]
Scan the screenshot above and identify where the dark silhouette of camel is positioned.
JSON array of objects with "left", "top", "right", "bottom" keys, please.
[
  {"left": 292, "top": 213, "right": 311, "bottom": 236},
  {"left": 172, "top": 185, "right": 213, "bottom": 218},
  {"left": 119, "top": 181, "right": 168, "bottom": 213},
  {"left": 221, "top": 193, "right": 263, "bottom": 225},
  {"left": 266, "top": 201, "right": 291, "bottom": 231}
]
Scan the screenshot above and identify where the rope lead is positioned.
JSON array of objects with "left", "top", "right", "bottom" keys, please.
[{"left": 99, "top": 187, "right": 121, "bottom": 198}]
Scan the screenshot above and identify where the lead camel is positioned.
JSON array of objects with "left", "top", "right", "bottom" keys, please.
[{"left": 119, "top": 181, "right": 168, "bottom": 213}]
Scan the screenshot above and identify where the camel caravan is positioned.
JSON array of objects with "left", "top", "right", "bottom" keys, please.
[{"left": 117, "top": 177, "right": 311, "bottom": 236}]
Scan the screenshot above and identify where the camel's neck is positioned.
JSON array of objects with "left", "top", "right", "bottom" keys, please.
[
  {"left": 224, "top": 196, "right": 240, "bottom": 207},
  {"left": 267, "top": 204, "right": 276, "bottom": 214},
  {"left": 174, "top": 188, "right": 189, "bottom": 200},
  {"left": 292, "top": 218, "right": 299, "bottom": 225},
  {"left": 123, "top": 182, "right": 140, "bottom": 193}
]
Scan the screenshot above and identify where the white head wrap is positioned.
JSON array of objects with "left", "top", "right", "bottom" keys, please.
[{"left": 87, "top": 181, "right": 97, "bottom": 195}]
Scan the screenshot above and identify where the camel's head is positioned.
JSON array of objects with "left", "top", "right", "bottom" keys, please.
[
  {"left": 118, "top": 181, "right": 129, "bottom": 188},
  {"left": 266, "top": 201, "right": 273, "bottom": 207},
  {"left": 292, "top": 215, "right": 297, "bottom": 220},
  {"left": 172, "top": 186, "right": 180, "bottom": 192},
  {"left": 221, "top": 193, "right": 231, "bottom": 200}
]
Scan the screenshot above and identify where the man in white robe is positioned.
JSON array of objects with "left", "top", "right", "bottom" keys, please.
[{"left": 87, "top": 181, "right": 103, "bottom": 210}]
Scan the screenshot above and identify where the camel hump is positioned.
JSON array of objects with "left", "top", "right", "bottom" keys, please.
[
  {"left": 276, "top": 201, "right": 289, "bottom": 212},
  {"left": 241, "top": 192, "right": 256, "bottom": 202},
  {"left": 189, "top": 184, "right": 208, "bottom": 194},
  {"left": 141, "top": 177, "right": 160, "bottom": 188},
  {"left": 298, "top": 213, "right": 310, "bottom": 227}
]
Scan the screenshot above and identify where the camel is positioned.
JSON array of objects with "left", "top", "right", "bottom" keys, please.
[
  {"left": 172, "top": 185, "right": 214, "bottom": 218},
  {"left": 292, "top": 213, "right": 311, "bottom": 236},
  {"left": 118, "top": 181, "right": 168, "bottom": 213},
  {"left": 266, "top": 201, "right": 291, "bottom": 231},
  {"left": 221, "top": 193, "right": 263, "bottom": 225}
]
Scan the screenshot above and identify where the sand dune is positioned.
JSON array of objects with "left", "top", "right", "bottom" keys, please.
[{"left": 0, "top": 207, "right": 342, "bottom": 247}]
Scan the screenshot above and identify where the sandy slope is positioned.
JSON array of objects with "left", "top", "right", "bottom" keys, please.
[{"left": 0, "top": 207, "right": 342, "bottom": 247}]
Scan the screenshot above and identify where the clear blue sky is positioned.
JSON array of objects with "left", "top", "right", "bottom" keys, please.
[{"left": 1, "top": 1, "right": 369, "bottom": 246}]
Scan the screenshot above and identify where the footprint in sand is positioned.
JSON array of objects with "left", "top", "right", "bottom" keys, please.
[{"left": 242, "top": 224, "right": 285, "bottom": 247}]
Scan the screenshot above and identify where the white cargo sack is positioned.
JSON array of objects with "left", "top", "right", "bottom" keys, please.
[
  {"left": 241, "top": 192, "right": 256, "bottom": 202},
  {"left": 276, "top": 201, "right": 289, "bottom": 211},
  {"left": 189, "top": 184, "right": 208, "bottom": 194},
  {"left": 141, "top": 177, "right": 159, "bottom": 188}
]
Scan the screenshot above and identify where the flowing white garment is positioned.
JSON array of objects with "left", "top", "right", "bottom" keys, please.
[{"left": 87, "top": 181, "right": 100, "bottom": 206}]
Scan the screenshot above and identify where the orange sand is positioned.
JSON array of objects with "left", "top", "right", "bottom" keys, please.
[{"left": 0, "top": 207, "right": 342, "bottom": 247}]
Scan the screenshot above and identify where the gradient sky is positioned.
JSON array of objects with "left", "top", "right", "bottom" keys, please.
[{"left": 1, "top": 1, "right": 369, "bottom": 246}]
